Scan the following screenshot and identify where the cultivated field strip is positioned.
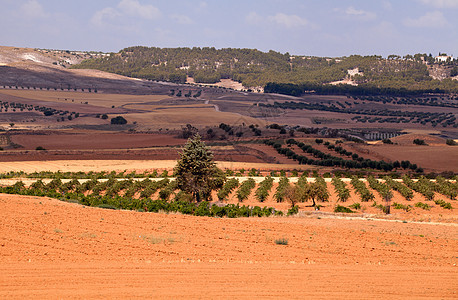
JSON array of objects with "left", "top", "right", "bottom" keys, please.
[{"left": 0, "top": 171, "right": 456, "bottom": 219}]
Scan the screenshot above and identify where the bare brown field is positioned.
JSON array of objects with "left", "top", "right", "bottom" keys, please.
[
  {"left": 355, "top": 143, "right": 458, "bottom": 172},
  {"left": 0, "top": 90, "right": 262, "bottom": 129},
  {"left": 123, "top": 109, "right": 261, "bottom": 129},
  {"left": 0, "top": 135, "right": 456, "bottom": 173},
  {"left": 390, "top": 133, "right": 448, "bottom": 145},
  {"left": 10, "top": 132, "right": 186, "bottom": 150},
  {"left": 0, "top": 89, "right": 172, "bottom": 108},
  {"left": 0, "top": 193, "right": 457, "bottom": 299}
]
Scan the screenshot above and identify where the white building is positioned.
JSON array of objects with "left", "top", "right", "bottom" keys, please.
[{"left": 435, "top": 55, "right": 455, "bottom": 63}]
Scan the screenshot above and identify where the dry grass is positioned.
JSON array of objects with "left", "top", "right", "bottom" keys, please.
[{"left": 0, "top": 90, "right": 171, "bottom": 108}]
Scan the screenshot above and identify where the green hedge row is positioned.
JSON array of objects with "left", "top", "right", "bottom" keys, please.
[{"left": 0, "top": 183, "right": 281, "bottom": 218}]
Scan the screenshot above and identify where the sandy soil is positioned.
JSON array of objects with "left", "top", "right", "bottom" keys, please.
[
  {"left": 0, "top": 160, "right": 315, "bottom": 174},
  {"left": 0, "top": 160, "right": 177, "bottom": 173},
  {"left": 0, "top": 193, "right": 457, "bottom": 299}
]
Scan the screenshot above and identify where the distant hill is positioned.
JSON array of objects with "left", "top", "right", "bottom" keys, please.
[{"left": 72, "top": 46, "right": 458, "bottom": 94}]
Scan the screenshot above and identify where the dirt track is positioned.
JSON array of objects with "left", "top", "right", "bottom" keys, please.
[{"left": 0, "top": 193, "right": 456, "bottom": 298}]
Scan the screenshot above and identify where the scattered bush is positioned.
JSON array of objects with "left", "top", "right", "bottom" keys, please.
[
  {"left": 446, "top": 139, "right": 456, "bottom": 146},
  {"left": 287, "top": 205, "right": 299, "bottom": 216},
  {"left": 97, "top": 203, "right": 118, "bottom": 210},
  {"left": 349, "top": 202, "right": 361, "bottom": 210},
  {"left": 434, "top": 199, "right": 453, "bottom": 209},
  {"left": 382, "top": 138, "right": 393, "bottom": 144},
  {"left": 111, "top": 116, "right": 127, "bottom": 125},
  {"left": 274, "top": 238, "right": 288, "bottom": 245},
  {"left": 413, "top": 138, "right": 427, "bottom": 145},
  {"left": 334, "top": 205, "right": 355, "bottom": 213},
  {"left": 392, "top": 202, "right": 412, "bottom": 212},
  {"left": 414, "top": 202, "right": 430, "bottom": 210}
]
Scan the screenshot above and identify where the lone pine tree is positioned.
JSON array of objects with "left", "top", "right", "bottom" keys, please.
[{"left": 174, "top": 134, "right": 225, "bottom": 202}]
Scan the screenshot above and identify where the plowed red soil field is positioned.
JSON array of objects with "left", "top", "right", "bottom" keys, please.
[{"left": 1, "top": 193, "right": 457, "bottom": 299}]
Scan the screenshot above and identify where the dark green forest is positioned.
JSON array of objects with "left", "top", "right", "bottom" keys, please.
[{"left": 72, "top": 46, "right": 458, "bottom": 94}]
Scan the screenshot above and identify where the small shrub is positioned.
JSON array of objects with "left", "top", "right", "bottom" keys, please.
[
  {"left": 334, "top": 205, "right": 355, "bottom": 213},
  {"left": 287, "top": 205, "right": 299, "bottom": 216},
  {"left": 382, "top": 138, "right": 393, "bottom": 144},
  {"left": 349, "top": 202, "right": 361, "bottom": 210},
  {"left": 36, "top": 146, "right": 46, "bottom": 151},
  {"left": 413, "top": 139, "right": 427, "bottom": 146},
  {"left": 274, "top": 238, "right": 288, "bottom": 245},
  {"left": 414, "top": 202, "right": 430, "bottom": 210},
  {"left": 446, "top": 139, "right": 457, "bottom": 146},
  {"left": 392, "top": 202, "right": 411, "bottom": 212},
  {"left": 274, "top": 210, "right": 284, "bottom": 216},
  {"left": 434, "top": 199, "right": 453, "bottom": 209},
  {"left": 97, "top": 203, "right": 117, "bottom": 210}
]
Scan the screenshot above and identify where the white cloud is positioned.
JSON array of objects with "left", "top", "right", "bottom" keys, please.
[
  {"left": 373, "top": 21, "right": 398, "bottom": 37},
  {"left": 91, "top": 0, "right": 161, "bottom": 27},
  {"left": 345, "top": 7, "right": 376, "bottom": 21},
  {"left": 267, "top": 13, "right": 309, "bottom": 28},
  {"left": 91, "top": 7, "right": 121, "bottom": 27},
  {"left": 419, "top": 0, "right": 458, "bottom": 8},
  {"left": 170, "top": 14, "right": 194, "bottom": 25},
  {"left": 199, "top": 1, "right": 208, "bottom": 9},
  {"left": 245, "top": 12, "right": 263, "bottom": 25},
  {"left": 20, "top": 0, "right": 47, "bottom": 18},
  {"left": 117, "top": 0, "right": 160, "bottom": 20},
  {"left": 403, "top": 11, "right": 448, "bottom": 28},
  {"left": 382, "top": 1, "right": 393, "bottom": 10},
  {"left": 246, "top": 12, "right": 314, "bottom": 29}
]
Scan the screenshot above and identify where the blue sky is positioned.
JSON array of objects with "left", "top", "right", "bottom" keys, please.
[{"left": 1, "top": 0, "right": 457, "bottom": 57}]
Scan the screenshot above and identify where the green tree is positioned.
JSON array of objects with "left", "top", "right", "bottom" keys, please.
[
  {"left": 446, "top": 139, "right": 456, "bottom": 146},
  {"left": 174, "top": 134, "right": 225, "bottom": 202},
  {"left": 111, "top": 116, "right": 127, "bottom": 125}
]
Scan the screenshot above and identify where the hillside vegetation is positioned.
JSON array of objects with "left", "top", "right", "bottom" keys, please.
[{"left": 73, "top": 46, "right": 458, "bottom": 93}]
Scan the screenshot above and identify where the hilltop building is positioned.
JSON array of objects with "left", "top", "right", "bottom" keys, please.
[{"left": 435, "top": 55, "right": 455, "bottom": 63}]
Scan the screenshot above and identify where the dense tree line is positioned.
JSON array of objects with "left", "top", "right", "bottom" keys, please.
[
  {"left": 265, "top": 139, "right": 409, "bottom": 172},
  {"left": 72, "top": 47, "right": 458, "bottom": 92},
  {"left": 260, "top": 101, "right": 457, "bottom": 128},
  {"left": 264, "top": 80, "right": 458, "bottom": 96}
]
